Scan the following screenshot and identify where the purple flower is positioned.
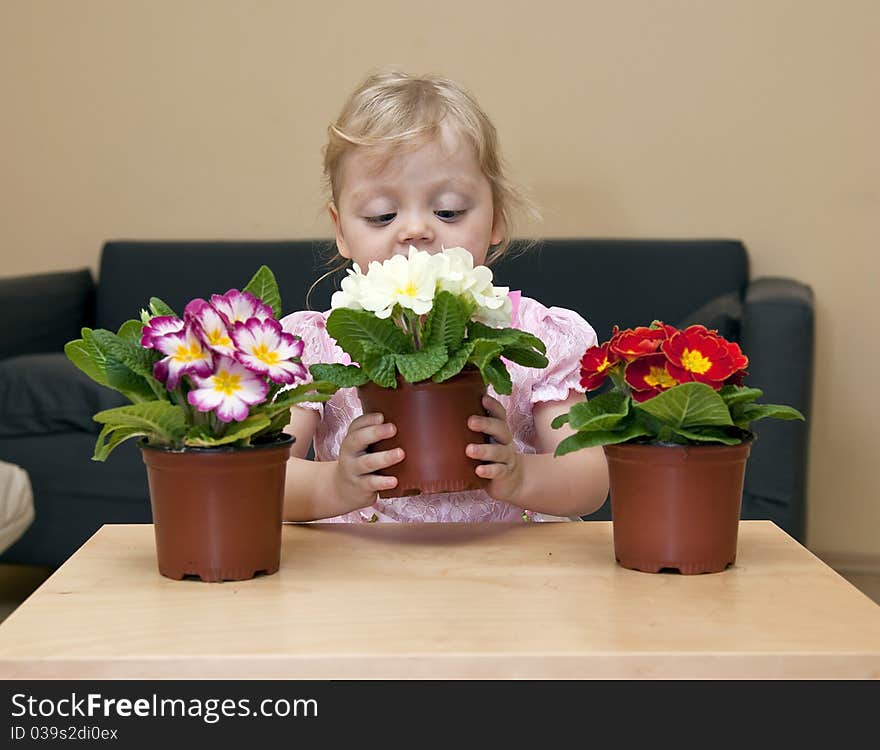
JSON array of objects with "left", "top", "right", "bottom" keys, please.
[
  {"left": 140, "top": 316, "right": 185, "bottom": 349},
  {"left": 231, "top": 318, "right": 306, "bottom": 384},
  {"left": 187, "top": 356, "right": 269, "bottom": 423},
  {"left": 184, "top": 299, "right": 237, "bottom": 357},
  {"left": 152, "top": 323, "right": 214, "bottom": 390},
  {"left": 209, "top": 289, "right": 273, "bottom": 326}
]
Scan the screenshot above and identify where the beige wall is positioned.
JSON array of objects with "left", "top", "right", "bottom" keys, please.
[{"left": 1, "top": 1, "right": 877, "bottom": 557}]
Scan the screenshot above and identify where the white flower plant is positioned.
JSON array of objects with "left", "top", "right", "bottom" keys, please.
[
  {"left": 64, "top": 267, "right": 334, "bottom": 460},
  {"left": 310, "top": 247, "right": 548, "bottom": 394}
]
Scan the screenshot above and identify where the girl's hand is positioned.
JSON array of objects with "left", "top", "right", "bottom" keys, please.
[
  {"left": 466, "top": 395, "right": 524, "bottom": 505},
  {"left": 334, "top": 412, "right": 405, "bottom": 511}
]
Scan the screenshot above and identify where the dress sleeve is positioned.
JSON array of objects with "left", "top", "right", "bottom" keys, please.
[
  {"left": 515, "top": 298, "right": 598, "bottom": 405},
  {"left": 279, "top": 310, "right": 350, "bottom": 415}
]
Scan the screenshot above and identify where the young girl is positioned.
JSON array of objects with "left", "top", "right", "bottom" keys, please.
[{"left": 280, "top": 71, "right": 608, "bottom": 523}]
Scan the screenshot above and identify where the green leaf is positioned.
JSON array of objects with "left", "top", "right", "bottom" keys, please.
[
  {"left": 719, "top": 385, "right": 763, "bottom": 408},
  {"left": 92, "top": 423, "right": 150, "bottom": 461},
  {"left": 361, "top": 352, "right": 398, "bottom": 388},
  {"left": 566, "top": 391, "right": 630, "bottom": 431},
  {"left": 634, "top": 382, "right": 733, "bottom": 429},
  {"left": 500, "top": 345, "right": 549, "bottom": 369},
  {"left": 468, "top": 340, "right": 504, "bottom": 371},
  {"left": 432, "top": 342, "right": 475, "bottom": 383},
  {"left": 149, "top": 297, "right": 177, "bottom": 318},
  {"left": 92, "top": 329, "right": 158, "bottom": 381},
  {"left": 185, "top": 415, "right": 272, "bottom": 447},
  {"left": 91, "top": 402, "right": 187, "bottom": 460},
  {"left": 468, "top": 340, "right": 508, "bottom": 393},
  {"left": 64, "top": 336, "right": 109, "bottom": 388},
  {"left": 482, "top": 357, "right": 512, "bottom": 395},
  {"left": 243, "top": 265, "right": 282, "bottom": 318},
  {"left": 93, "top": 401, "right": 187, "bottom": 437},
  {"left": 467, "top": 321, "right": 547, "bottom": 355},
  {"left": 117, "top": 319, "right": 146, "bottom": 342},
  {"left": 265, "top": 381, "right": 337, "bottom": 416},
  {"left": 266, "top": 409, "right": 294, "bottom": 436},
  {"left": 309, "top": 364, "right": 369, "bottom": 389},
  {"left": 423, "top": 291, "right": 467, "bottom": 351},
  {"left": 732, "top": 402, "right": 805, "bottom": 429},
  {"left": 90, "top": 329, "right": 160, "bottom": 403},
  {"left": 666, "top": 426, "right": 744, "bottom": 445},
  {"left": 553, "top": 422, "right": 651, "bottom": 456},
  {"left": 395, "top": 345, "right": 448, "bottom": 383},
  {"left": 550, "top": 412, "right": 569, "bottom": 429},
  {"left": 326, "top": 308, "right": 411, "bottom": 361}
]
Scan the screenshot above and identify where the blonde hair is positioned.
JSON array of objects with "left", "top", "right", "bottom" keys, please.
[{"left": 323, "top": 70, "right": 539, "bottom": 265}]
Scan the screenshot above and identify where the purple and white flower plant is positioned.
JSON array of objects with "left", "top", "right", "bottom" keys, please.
[{"left": 65, "top": 266, "right": 334, "bottom": 459}]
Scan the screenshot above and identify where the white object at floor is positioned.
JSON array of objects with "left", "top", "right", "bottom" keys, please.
[{"left": 0, "top": 460, "right": 34, "bottom": 554}]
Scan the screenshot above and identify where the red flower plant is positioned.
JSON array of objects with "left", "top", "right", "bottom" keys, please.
[
  {"left": 553, "top": 320, "right": 803, "bottom": 453},
  {"left": 552, "top": 320, "right": 804, "bottom": 456},
  {"left": 580, "top": 322, "right": 749, "bottom": 395},
  {"left": 579, "top": 342, "right": 619, "bottom": 390}
]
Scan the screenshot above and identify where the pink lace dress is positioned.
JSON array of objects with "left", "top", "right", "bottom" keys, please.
[{"left": 280, "top": 294, "right": 597, "bottom": 523}]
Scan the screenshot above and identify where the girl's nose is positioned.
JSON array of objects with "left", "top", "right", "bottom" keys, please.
[{"left": 397, "top": 212, "right": 434, "bottom": 245}]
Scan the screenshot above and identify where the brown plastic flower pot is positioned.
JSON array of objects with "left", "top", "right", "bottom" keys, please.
[
  {"left": 604, "top": 440, "right": 752, "bottom": 574},
  {"left": 357, "top": 369, "right": 490, "bottom": 498},
  {"left": 139, "top": 435, "right": 293, "bottom": 582}
]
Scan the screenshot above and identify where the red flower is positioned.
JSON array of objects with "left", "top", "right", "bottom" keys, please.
[
  {"left": 624, "top": 353, "right": 683, "bottom": 402},
  {"left": 661, "top": 325, "right": 748, "bottom": 389},
  {"left": 579, "top": 342, "right": 619, "bottom": 390},
  {"left": 609, "top": 325, "right": 667, "bottom": 361}
]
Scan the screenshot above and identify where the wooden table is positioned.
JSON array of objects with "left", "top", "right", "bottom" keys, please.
[{"left": 0, "top": 521, "right": 878, "bottom": 679}]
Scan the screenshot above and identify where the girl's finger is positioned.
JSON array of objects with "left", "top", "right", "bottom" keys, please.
[
  {"left": 357, "top": 448, "right": 405, "bottom": 474},
  {"left": 466, "top": 442, "right": 512, "bottom": 464},
  {"left": 349, "top": 412, "right": 385, "bottom": 431},
  {"left": 467, "top": 414, "right": 513, "bottom": 444},
  {"left": 363, "top": 474, "right": 398, "bottom": 492},
  {"left": 345, "top": 421, "right": 397, "bottom": 453},
  {"left": 475, "top": 462, "right": 506, "bottom": 479},
  {"left": 482, "top": 395, "right": 507, "bottom": 419}
]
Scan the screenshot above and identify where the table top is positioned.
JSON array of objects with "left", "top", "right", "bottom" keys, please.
[{"left": 1, "top": 521, "right": 879, "bottom": 679}]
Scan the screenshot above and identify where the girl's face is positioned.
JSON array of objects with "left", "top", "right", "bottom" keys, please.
[{"left": 329, "top": 124, "right": 504, "bottom": 269}]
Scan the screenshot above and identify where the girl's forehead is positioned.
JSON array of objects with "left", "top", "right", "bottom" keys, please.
[{"left": 340, "top": 130, "right": 482, "bottom": 190}]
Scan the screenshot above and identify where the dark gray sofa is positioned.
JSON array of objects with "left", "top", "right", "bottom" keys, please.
[{"left": 0, "top": 239, "right": 814, "bottom": 567}]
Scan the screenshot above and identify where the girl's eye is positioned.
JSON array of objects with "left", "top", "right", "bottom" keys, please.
[
  {"left": 435, "top": 209, "right": 466, "bottom": 221},
  {"left": 365, "top": 213, "right": 396, "bottom": 226}
]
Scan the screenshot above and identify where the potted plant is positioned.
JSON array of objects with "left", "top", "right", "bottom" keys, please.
[
  {"left": 310, "top": 246, "right": 548, "bottom": 497},
  {"left": 64, "top": 267, "right": 334, "bottom": 582},
  {"left": 553, "top": 321, "right": 805, "bottom": 574}
]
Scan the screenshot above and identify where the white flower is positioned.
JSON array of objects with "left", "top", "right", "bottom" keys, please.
[
  {"left": 358, "top": 246, "right": 439, "bottom": 319},
  {"left": 437, "top": 247, "right": 511, "bottom": 326},
  {"left": 330, "top": 263, "right": 367, "bottom": 310},
  {"left": 472, "top": 292, "right": 513, "bottom": 327}
]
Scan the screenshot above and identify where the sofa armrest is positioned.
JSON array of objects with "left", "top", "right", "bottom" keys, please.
[
  {"left": 0, "top": 269, "right": 95, "bottom": 360},
  {"left": 739, "top": 276, "right": 814, "bottom": 542}
]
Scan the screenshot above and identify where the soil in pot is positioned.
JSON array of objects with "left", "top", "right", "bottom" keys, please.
[
  {"left": 140, "top": 434, "right": 293, "bottom": 582},
  {"left": 604, "top": 440, "right": 751, "bottom": 575},
  {"left": 357, "top": 369, "right": 490, "bottom": 498}
]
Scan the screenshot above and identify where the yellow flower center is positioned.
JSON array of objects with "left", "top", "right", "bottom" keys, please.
[
  {"left": 597, "top": 357, "right": 611, "bottom": 373},
  {"left": 212, "top": 370, "right": 242, "bottom": 396},
  {"left": 208, "top": 328, "right": 232, "bottom": 348},
  {"left": 644, "top": 366, "right": 677, "bottom": 389},
  {"left": 253, "top": 343, "right": 281, "bottom": 366},
  {"left": 173, "top": 343, "right": 205, "bottom": 363},
  {"left": 396, "top": 281, "right": 419, "bottom": 298},
  {"left": 680, "top": 348, "right": 712, "bottom": 374}
]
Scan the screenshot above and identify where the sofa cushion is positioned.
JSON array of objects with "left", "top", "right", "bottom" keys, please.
[
  {"left": 0, "top": 269, "right": 95, "bottom": 359},
  {"left": 0, "top": 353, "right": 125, "bottom": 437},
  {"left": 674, "top": 291, "right": 743, "bottom": 341}
]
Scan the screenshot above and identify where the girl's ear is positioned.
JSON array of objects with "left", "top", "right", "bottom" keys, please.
[
  {"left": 490, "top": 209, "right": 506, "bottom": 248},
  {"left": 328, "top": 201, "right": 351, "bottom": 260}
]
